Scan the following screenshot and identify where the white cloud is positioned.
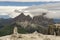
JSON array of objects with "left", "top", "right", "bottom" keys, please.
[
  {"left": 0, "top": 2, "right": 60, "bottom": 19},
  {"left": 45, "top": 11, "right": 60, "bottom": 19},
  {"left": 23, "top": 2, "right": 60, "bottom": 19},
  {"left": 0, "top": 6, "right": 28, "bottom": 18}
]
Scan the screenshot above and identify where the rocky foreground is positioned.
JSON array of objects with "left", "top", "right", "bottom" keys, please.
[{"left": 0, "top": 31, "right": 60, "bottom": 40}]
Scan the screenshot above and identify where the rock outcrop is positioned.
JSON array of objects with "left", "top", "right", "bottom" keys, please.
[
  {"left": 14, "top": 13, "right": 32, "bottom": 22},
  {"left": 13, "top": 13, "right": 54, "bottom": 27}
]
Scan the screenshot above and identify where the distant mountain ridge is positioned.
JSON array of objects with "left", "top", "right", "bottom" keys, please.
[
  {"left": 13, "top": 13, "right": 54, "bottom": 27},
  {"left": 0, "top": 13, "right": 56, "bottom": 26},
  {"left": 0, "top": 12, "right": 59, "bottom": 25}
]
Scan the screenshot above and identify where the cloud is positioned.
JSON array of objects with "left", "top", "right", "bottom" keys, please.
[
  {"left": 45, "top": 11, "right": 60, "bottom": 19},
  {"left": 22, "top": 2, "right": 60, "bottom": 19},
  {"left": 29, "top": 10, "right": 60, "bottom": 19},
  {"left": 0, "top": 2, "right": 60, "bottom": 19},
  {"left": 0, "top": 0, "right": 59, "bottom": 2},
  {"left": 0, "top": 6, "right": 28, "bottom": 18}
]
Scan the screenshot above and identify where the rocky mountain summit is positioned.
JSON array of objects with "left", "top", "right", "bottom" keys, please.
[
  {"left": 14, "top": 13, "right": 32, "bottom": 22},
  {"left": 13, "top": 13, "right": 54, "bottom": 27}
]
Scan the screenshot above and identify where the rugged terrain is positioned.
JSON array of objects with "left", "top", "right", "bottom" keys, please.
[
  {"left": 0, "top": 32, "right": 60, "bottom": 40},
  {"left": 0, "top": 13, "right": 57, "bottom": 36}
]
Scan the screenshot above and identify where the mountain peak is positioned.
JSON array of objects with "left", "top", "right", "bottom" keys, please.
[
  {"left": 14, "top": 13, "right": 32, "bottom": 22},
  {"left": 26, "top": 15, "right": 30, "bottom": 17},
  {"left": 20, "top": 13, "right": 25, "bottom": 16},
  {"left": 16, "top": 13, "right": 25, "bottom": 18}
]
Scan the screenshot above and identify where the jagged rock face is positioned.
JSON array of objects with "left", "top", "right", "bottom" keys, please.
[
  {"left": 14, "top": 13, "right": 32, "bottom": 22},
  {"left": 13, "top": 13, "right": 54, "bottom": 27},
  {"left": 32, "top": 15, "right": 44, "bottom": 25},
  {"left": 32, "top": 15, "right": 54, "bottom": 27}
]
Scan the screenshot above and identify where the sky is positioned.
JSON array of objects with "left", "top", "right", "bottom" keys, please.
[
  {"left": 0, "top": 0, "right": 59, "bottom": 2},
  {"left": 0, "top": 0, "right": 60, "bottom": 19},
  {"left": 21, "top": 3, "right": 60, "bottom": 19}
]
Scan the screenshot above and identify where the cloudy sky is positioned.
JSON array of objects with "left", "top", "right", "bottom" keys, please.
[
  {"left": 0, "top": 0, "right": 60, "bottom": 19},
  {"left": 22, "top": 2, "right": 60, "bottom": 19},
  {"left": 0, "top": 0, "right": 59, "bottom": 2}
]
